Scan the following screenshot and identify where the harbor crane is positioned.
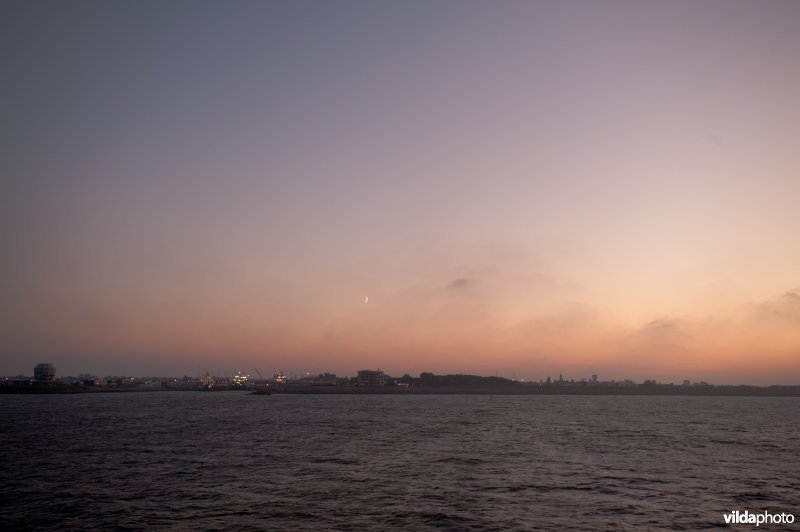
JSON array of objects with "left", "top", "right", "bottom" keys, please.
[{"left": 251, "top": 368, "right": 271, "bottom": 395}]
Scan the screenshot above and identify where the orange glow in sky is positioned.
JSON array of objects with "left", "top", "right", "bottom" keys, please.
[{"left": 2, "top": 1, "right": 799, "bottom": 384}]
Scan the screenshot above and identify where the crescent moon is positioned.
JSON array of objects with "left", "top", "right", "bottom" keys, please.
[{"left": 364, "top": 296, "right": 369, "bottom": 304}]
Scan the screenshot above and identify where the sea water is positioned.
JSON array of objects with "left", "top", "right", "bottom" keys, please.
[{"left": 2, "top": 393, "right": 798, "bottom": 530}]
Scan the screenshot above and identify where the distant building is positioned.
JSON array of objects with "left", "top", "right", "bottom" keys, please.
[
  {"left": 357, "top": 369, "right": 387, "bottom": 386},
  {"left": 34, "top": 363, "right": 56, "bottom": 384},
  {"left": 591, "top": 374, "right": 598, "bottom": 384},
  {"left": 230, "top": 371, "right": 249, "bottom": 389},
  {"left": 314, "top": 373, "right": 337, "bottom": 385}
]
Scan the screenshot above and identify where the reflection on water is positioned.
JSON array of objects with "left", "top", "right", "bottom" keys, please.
[{"left": 2, "top": 393, "right": 799, "bottom": 530}]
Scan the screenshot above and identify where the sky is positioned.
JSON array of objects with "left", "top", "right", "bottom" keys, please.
[{"left": 2, "top": 1, "right": 799, "bottom": 384}]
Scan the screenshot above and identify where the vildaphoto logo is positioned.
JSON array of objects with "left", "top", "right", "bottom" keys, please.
[{"left": 724, "top": 510, "right": 795, "bottom": 526}]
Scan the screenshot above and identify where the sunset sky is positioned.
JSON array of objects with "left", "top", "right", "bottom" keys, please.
[{"left": 2, "top": 1, "right": 799, "bottom": 383}]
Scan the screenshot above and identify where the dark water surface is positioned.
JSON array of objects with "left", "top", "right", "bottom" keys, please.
[{"left": 2, "top": 393, "right": 799, "bottom": 530}]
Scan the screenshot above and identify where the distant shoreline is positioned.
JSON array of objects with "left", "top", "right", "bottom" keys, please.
[
  {"left": 271, "top": 384, "right": 800, "bottom": 397},
  {"left": 3, "top": 384, "right": 799, "bottom": 397}
]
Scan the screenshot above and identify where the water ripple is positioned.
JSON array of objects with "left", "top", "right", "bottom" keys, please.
[{"left": 1, "top": 393, "right": 799, "bottom": 530}]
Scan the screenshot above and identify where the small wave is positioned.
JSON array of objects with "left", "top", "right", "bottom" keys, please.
[
  {"left": 487, "top": 483, "right": 596, "bottom": 494},
  {"left": 593, "top": 502, "right": 656, "bottom": 517},
  {"left": 733, "top": 491, "right": 782, "bottom": 502},
  {"left": 385, "top": 510, "right": 480, "bottom": 528},
  {"left": 312, "top": 457, "right": 360, "bottom": 465},
  {"left": 433, "top": 457, "right": 487, "bottom": 465}
]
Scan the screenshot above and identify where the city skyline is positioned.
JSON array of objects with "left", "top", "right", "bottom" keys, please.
[
  {"left": 9, "top": 362, "right": 798, "bottom": 393},
  {"left": 2, "top": 1, "right": 800, "bottom": 385}
]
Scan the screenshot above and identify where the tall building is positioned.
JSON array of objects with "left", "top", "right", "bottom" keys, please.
[
  {"left": 34, "top": 363, "right": 56, "bottom": 383},
  {"left": 357, "top": 369, "right": 387, "bottom": 386}
]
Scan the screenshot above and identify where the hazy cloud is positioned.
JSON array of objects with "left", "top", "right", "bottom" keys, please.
[
  {"left": 623, "top": 318, "right": 695, "bottom": 361},
  {"left": 518, "top": 302, "right": 605, "bottom": 334},
  {"left": 637, "top": 318, "right": 690, "bottom": 340},
  {"left": 747, "top": 291, "right": 800, "bottom": 323},
  {"left": 446, "top": 277, "right": 475, "bottom": 290}
]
